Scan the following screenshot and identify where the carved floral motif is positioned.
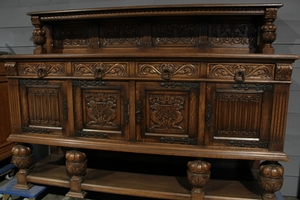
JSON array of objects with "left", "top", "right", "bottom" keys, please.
[
  {"left": 138, "top": 63, "right": 198, "bottom": 77},
  {"left": 74, "top": 62, "right": 128, "bottom": 77},
  {"left": 85, "top": 92, "right": 118, "bottom": 128},
  {"left": 208, "top": 63, "right": 273, "bottom": 79},
  {"left": 210, "top": 23, "right": 257, "bottom": 45},
  {"left": 149, "top": 94, "right": 185, "bottom": 131},
  {"left": 19, "top": 63, "right": 65, "bottom": 76},
  {"left": 154, "top": 23, "right": 196, "bottom": 45},
  {"left": 4, "top": 62, "right": 17, "bottom": 75},
  {"left": 275, "top": 64, "right": 293, "bottom": 81},
  {"left": 187, "top": 160, "right": 211, "bottom": 194},
  {"left": 102, "top": 24, "right": 142, "bottom": 46}
]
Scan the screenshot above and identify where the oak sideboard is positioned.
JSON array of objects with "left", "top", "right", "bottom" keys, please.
[{"left": 1, "top": 4, "right": 299, "bottom": 200}]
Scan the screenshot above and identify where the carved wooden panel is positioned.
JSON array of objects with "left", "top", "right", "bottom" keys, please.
[
  {"left": 208, "top": 19, "right": 259, "bottom": 51},
  {"left": 18, "top": 80, "right": 67, "bottom": 136},
  {"left": 136, "top": 82, "right": 199, "bottom": 145},
  {"left": 100, "top": 22, "right": 143, "bottom": 47},
  {"left": 136, "top": 62, "right": 199, "bottom": 79},
  {"left": 73, "top": 81, "right": 129, "bottom": 140},
  {"left": 53, "top": 24, "right": 92, "bottom": 48},
  {"left": 73, "top": 62, "right": 128, "bottom": 78},
  {"left": 18, "top": 62, "right": 65, "bottom": 77},
  {"left": 153, "top": 21, "right": 198, "bottom": 47},
  {"left": 206, "top": 83, "right": 272, "bottom": 148},
  {"left": 208, "top": 63, "right": 274, "bottom": 80}
]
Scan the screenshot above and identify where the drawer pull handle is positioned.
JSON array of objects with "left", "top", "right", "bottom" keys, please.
[
  {"left": 37, "top": 68, "right": 47, "bottom": 78},
  {"left": 94, "top": 67, "right": 103, "bottom": 79},
  {"left": 161, "top": 67, "right": 171, "bottom": 80},
  {"left": 234, "top": 70, "right": 245, "bottom": 83}
]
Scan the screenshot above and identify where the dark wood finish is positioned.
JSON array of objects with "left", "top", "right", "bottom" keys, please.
[
  {"left": 1, "top": 4, "right": 299, "bottom": 200},
  {"left": 0, "top": 56, "right": 14, "bottom": 161}
]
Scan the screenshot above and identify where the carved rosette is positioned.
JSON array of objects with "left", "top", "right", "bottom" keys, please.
[
  {"left": 275, "top": 64, "right": 293, "bottom": 81},
  {"left": 261, "top": 8, "right": 278, "bottom": 53},
  {"left": 258, "top": 161, "right": 284, "bottom": 200},
  {"left": 31, "top": 16, "right": 46, "bottom": 54},
  {"left": 187, "top": 160, "right": 211, "bottom": 194},
  {"left": 12, "top": 144, "right": 34, "bottom": 169},
  {"left": 66, "top": 150, "right": 87, "bottom": 176}
]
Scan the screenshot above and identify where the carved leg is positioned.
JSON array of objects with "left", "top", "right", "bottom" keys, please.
[
  {"left": 65, "top": 150, "right": 87, "bottom": 198},
  {"left": 187, "top": 160, "right": 211, "bottom": 200},
  {"left": 258, "top": 161, "right": 284, "bottom": 200},
  {"left": 12, "top": 144, "right": 34, "bottom": 190}
]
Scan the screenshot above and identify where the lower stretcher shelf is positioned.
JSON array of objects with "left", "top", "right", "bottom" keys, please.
[{"left": 26, "top": 154, "right": 262, "bottom": 200}]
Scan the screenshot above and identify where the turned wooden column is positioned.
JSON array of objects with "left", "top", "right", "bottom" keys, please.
[
  {"left": 65, "top": 150, "right": 87, "bottom": 198},
  {"left": 11, "top": 144, "right": 34, "bottom": 189},
  {"left": 31, "top": 16, "right": 46, "bottom": 54},
  {"left": 260, "top": 8, "right": 278, "bottom": 54},
  {"left": 187, "top": 160, "right": 211, "bottom": 200},
  {"left": 258, "top": 161, "right": 284, "bottom": 200}
]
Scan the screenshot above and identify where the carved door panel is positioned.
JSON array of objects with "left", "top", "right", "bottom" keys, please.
[
  {"left": 19, "top": 79, "right": 68, "bottom": 136},
  {"left": 136, "top": 82, "right": 199, "bottom": 145},
  {"left": 205, "top": 83, "right": 273, "bottom": 148},
  {"left": 73, "top": 80, "right": 129, "bottom": 140}
]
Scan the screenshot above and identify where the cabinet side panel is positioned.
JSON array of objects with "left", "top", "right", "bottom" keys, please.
[{"left": 7, "top": 79, "right": 22, "bottom": 134}]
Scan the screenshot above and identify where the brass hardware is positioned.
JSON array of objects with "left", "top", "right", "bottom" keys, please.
[
  {"left": 94, "top": 66, "right": 103, "bottom": 79},
  {"left": 161, "top": 67, "right": 171, "bottom": 80},
  {"left": 37, "top": 68, "right": 47, "bottom": 78}
]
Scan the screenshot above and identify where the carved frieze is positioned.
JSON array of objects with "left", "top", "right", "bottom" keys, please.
[
  {"left": 4, "top": 62, "right": 17, "bottom": 76},
  {"left": 232, "top": 84, "right": 273, "bottom": 91},
  {"left": 75, "top": 130, "right": 109, "bottom": 138},
  {"left": 22, "top": 127, "right": 51, "bottom": 134},
  {"left": 208, "top": 63, "right": 273, "bottom": 79},
  {"left": 102, "top": 24, "right": 142, "bottom": 46},
  {"left": 275, "top": 64, "right": 293, "bottom": 81},
  {"left": 210, "top": 23, "right": 257, "bottom": 46},
  {"left": 85, "top": 92, "right": 118, "bottom": 128},
  {"left": 149, "top": 94, "right": 185, "bottom": 131},
  {"left": 159, "top": 137, "right": 197, "bottom": 145},
  {"left": 73, "top": 62, "right": 128, "bottom": 77},
  {"left": 228, "top": 140, "right": 269, "bottom": 148},
  {"left": 160, "top": 82, "right": 199, "bottom": 89},
  {"left": 18, "top": 63, "right": 65, "bottom": 76},
  {"left": 53, "top": 25, "right": 91, "bottom": 47},
  {"left": 154, "top": 23, "right": 197, "bottom": 46},
  {"left": 138, "top": 63, "right": 198, "bottom": 78}
]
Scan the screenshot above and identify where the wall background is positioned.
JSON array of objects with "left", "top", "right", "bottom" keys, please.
[{"left": 0, "top": 0, "right": 299, "bottom": 197}]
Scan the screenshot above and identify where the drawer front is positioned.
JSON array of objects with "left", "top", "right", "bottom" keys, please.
[
  {"left": 72, "top": 62, "right": 129, "bottom": 78},
  {"left": 136, "top": 62, "right": 200, "bottom": 80},
  {"left": 207, "top": 63, "right": 275, "bottom": 81},
  {"left": 18, "top": 62, "right": 66, "bottom": 77}
]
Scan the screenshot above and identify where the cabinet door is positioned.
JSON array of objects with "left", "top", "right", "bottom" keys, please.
[
  {"left": 73, "top": 80, "right": 129, "bottom": 140},
  {"left": 136, "top": 82, "right": 199, "bottom": 145},
  {"left": 205, "top": 83, "right": 273, "bottom": 148},
  {"left": 19, "top": 79, "right": 68, "bottom": 136}
]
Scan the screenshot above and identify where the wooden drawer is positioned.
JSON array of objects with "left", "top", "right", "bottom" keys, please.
[
  {"left": 136, "top": 62, "right": 200, "bottom": 80},
  {"left": 72, "top": 62, "right": 129, "bottom": 79},
  {"left": 18, "top": 62, "right": 66, "bottom": 77},
  {"left": 207, "top": 63, "right": 275, "bottom": 81}
]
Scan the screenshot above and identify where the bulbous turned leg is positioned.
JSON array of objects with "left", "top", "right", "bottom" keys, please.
[
  {"left": 258, "top": 161, "right": 284, "bottom": 200},
  {"left": 11, "top": 144, "right": 34, "bottom": 189},
  {"left": 65, "top": 150, "right": 87, "bottom": 198},
  {"left": 187, "top": 160, "right": 211, "bottom": 200}
]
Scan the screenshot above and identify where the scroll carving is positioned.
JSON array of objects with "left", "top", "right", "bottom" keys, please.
[
  {"left": 154, "top": 23, "right": 197, "bottom": 45},
  {"left": 74, "top": 62, "right": 128, "bottom": 77},
  {"left": 138, "top": 63, "right": 198, "bottom": 77},
  {"left": 102, "top": 24, "right": 142, "bottom": 46},
  {"left": 85, "top": 92, "right": 118, "bottom": 128},
  {"left": 149, "top": 94, "right": 185, "bottom": 131},
  {"left": 19, "top": 63, "right": 65, "bottom": 76},
  {"left": 208, "top": 64, "right": 273, "bottom": 79},
  {"left": 275, "top": 64, "right": 293, "bottom": 81},
  {"left": 4, "top": 62, "right": 17, "bottom": 76},
  {"left": 210, "top": 23, "right": 257, "bottom": 46},
  {"left": 53, "top": 25, "right": 91, "bottom": 47}
]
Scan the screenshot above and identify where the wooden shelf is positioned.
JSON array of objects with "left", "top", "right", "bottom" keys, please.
[{"left": 26, "top": 154, "right": 262, "bottom": 200}]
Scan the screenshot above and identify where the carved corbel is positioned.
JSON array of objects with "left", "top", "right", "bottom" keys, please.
[
  {"left": 275, "top": 64, "right": 293, "bottom": 81},
  {"left": 260, "top": 8, "right": 278, "bottom": 54},
  {"left": 31, "top": 16, "right": 46, "bottom": 54},
  {"left": 4, "top": 62, "right": 17, "bottom": 76}
]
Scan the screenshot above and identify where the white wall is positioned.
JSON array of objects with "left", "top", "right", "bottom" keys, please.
[{"left": 0, "top": 0, "right": 299, "bottom": 197}]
